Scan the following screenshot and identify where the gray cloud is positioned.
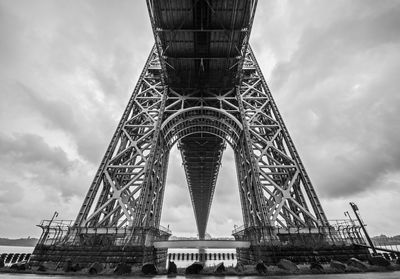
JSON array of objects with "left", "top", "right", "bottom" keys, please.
[
  {"left": 0, "top": 133, "right": 91, "bottom": 237},
  {"left": 0, "top": 133, "right": 71, "bottom": 172},
  {"left": 0, "top": 133, "right": 90, "bottom": 199},
  {"left": 9, "top": 82, "right": 112, "bottom": 164},
  {"left": 252, "top": 0, "right": 400, "bottom": 202},
  {"left": 271, "top": 2, "right": 400, "bottom": 92},
  {"left": 0, "top": 182, "right": 24, "bottom": 205},
  {"left": 0, "top": 0, "right": 153, "bottom": 165}
]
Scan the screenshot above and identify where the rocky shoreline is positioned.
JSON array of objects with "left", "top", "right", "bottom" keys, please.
[{"left": 1, "top": 257, "right": 400, "bottom": 277}]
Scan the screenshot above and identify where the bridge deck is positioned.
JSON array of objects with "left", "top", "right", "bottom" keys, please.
[
  {"left": 148, "top": 0, "right": 257, "bottom": 88},
  {"left": 179, "top": 134, "right": 225, "bottom": 239},
  {"left": 148, "top": 0, "right": 257, "bottom": 240}
]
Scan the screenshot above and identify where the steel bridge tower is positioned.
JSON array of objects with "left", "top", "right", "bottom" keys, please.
[
  {"left": 75, "top": 0, "right": 329, "bottom": 239},
  {"left": 31, "top": 0, "right": 370, "bottom": 267}
]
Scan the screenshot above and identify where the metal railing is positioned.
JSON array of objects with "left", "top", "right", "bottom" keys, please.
[
  {"left": 232, "top": 224, "right": 245, "bottom": 235},
  {"left": 36, "top": 219, "right": 74, "bottom": 246},
  {"left": 231, "top": 219, "right": 366, "bottom": 247},
  {"left": 36, "top": 219, "right": 172, "bottom": 247},
  {"left": 38, "top": 219, "right": 73, "bottom": 228},
  {"left": 159, "top": 224, "right": 172, "bottom": 235}
]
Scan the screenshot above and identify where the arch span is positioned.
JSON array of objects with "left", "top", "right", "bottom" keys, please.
[{"left": 161, "top": 106, "right": 243, "bottom": 148}]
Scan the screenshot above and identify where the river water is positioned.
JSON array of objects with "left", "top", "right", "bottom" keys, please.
[{"left": 0, "top": 246, "right": 34, "bottom": 254}]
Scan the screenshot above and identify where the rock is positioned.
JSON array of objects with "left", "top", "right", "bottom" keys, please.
[
  {"left": 185, "top": 262, "right": 203, "bottom": 274},
  {"left": 330, "top": 260, "right": 346, "bottom": 271},
  {"left": 214, "top": 262, "right": 225, "bottom": 273},
  {"left": 255, "top": 261, "right": 267, "bottom": 274},
  {"left": 369, "top": 256, "right": 390, "bottom": 267},
  {"left": 382, "top": 253, "right": 391, "bottom": 260},
  {"left": 88, "top": 262, "right": 104, "bottom": 274},
  {"left": 235, "top": 262, "right": 245, "bottom": 272},
  {"left": 311, "top": 251, "right": 320, "bottom": 262},
  {"left": 21, "top": 260, "right": 29, "bottom": 270},
  {"left": 71, "top": 263, "right": 82, "bottom": 272},
  {"left": 114, "top": 262, "right": 131, "bottom": 275},
  {"left": 348, "top": 258, "right": 368, "bottom": 270},
  {"left": 10, "top": 264, "right": 19, "bottom": 270},
  {"left": 10, "top": 261, "right": 28, "bottom": 271},
  {"left": 41, "top": 261, "right": 57, "bottom": 271},
  {"left": 310, "top": 262, "right": 323, "bottom": 271},
  {"left": 277, "top": 259, "right": 299, "bottom": 272},
  {"left": 62, "top": 258, "right": 73, "bottom": 272},
  {"left": 167, "top": 261, "right": 177, "bottom": 274},
  {"left": 142, "top": 263, "right": 158, "bottom": 275}
]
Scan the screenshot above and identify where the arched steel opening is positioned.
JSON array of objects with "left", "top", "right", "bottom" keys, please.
[
  {"left": 161, "top": 106, "right": 244, "bottom": 238},
  {"left": 161, "top": 106, "right": 243, "bottom": 149}
]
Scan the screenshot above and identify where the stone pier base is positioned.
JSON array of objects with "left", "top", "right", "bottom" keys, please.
[
  {"left": 30, "top": 244, "right": 167, "bottom": 268},
  {"left": 237, "top": 244, "right": 370, "bottom": 264}
]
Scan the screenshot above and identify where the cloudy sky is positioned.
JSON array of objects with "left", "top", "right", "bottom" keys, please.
[{"left": 0, "top": 0, "right": 399, "bottom": 239}]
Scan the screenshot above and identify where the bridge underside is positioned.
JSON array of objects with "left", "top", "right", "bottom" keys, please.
[
  {"left": 149, "top": 0, "right": 254, "bottom": 89},
  {"left": 179, "top": 134, "right": 225, "bottom": 239},
  {"left": 149, "top": 0, "right": 256, "bottom": 238}
]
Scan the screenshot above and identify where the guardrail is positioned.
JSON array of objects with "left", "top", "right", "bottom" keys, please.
[
  {"left": 231, "top": 219, "right": 366, "bottom": 246},
  {"left": 0, "top": 253, "right": 31, "bottom": 266},
  {"left": 232, "top": 225, "right": 245, "bottom": 235},
  {"left": 38, "top": 219, "right": 73, "bottom": 228},
  {"left": 35, "top": 219, "right": 172, "bottom": 246},
  {"left": 159, "top": 224, "right": 172, "bottom": 235}
]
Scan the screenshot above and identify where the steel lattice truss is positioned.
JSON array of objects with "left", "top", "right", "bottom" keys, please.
[
  {"left": 74, "top": 46, "right": 328, "bottom": 237},
  {"left": 75, "top": 48, "right": 169, "bottom": 229},
  {"left": 73, "top": 0, "right": 329, "bottom": 241},
  {"left": 235, "top": 49, "right": 328, "bottom": 228}
]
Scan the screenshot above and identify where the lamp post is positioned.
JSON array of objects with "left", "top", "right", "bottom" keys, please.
[
  {"left": 349, "top": 202, "right": 377, "bottom": 255},
  {"left": 49, "top": 211, "right": 59, "bottom": 227}
]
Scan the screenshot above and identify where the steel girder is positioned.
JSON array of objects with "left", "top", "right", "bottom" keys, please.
[{"left": 74, "top": 45, "right": 328, "bottom": 239}]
